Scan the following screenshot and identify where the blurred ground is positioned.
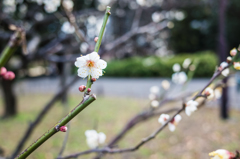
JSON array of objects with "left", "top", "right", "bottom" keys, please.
[{"left": 0, "top": 93, "right": 240, "bottom": 159}]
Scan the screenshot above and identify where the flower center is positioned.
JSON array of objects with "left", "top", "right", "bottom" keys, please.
[{"left": 87, "top": 60, "right": 95, "bottom": 68}]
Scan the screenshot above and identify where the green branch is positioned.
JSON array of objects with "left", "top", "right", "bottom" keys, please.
[
  {"left": 94, "top": 6, "right": 111, "bottom": 53},
  {"left": 0, "top": 29, "right": 23, "bottom": 68},
  {"left": 16, "top": 95, "right": 96, "bottom": 159}
]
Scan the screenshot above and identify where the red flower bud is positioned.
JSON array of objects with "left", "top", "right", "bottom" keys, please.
[
  {"left": 0, "top": 67, "right": 7, "bottom": 76},
  {"left": 87, "top": 88, "right": 91, "bottom": 93},
  {"left": 3, "top": 71, "right": 15, "bottom": 80},
  {"left": 91, "top": 78, "right": 96, "bottom": 82},
  {"left": 79, "top": 85, "right": 86, "bottom": 92},
  {"left": 59, "top": 126, "right": 67, "bottom": 132}
]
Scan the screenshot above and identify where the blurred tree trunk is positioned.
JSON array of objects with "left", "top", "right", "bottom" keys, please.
[
  {"left": 218, "top": 0, "right": 228, "bottom": 119},
  {"left": 1, "top": 79, "right": 17, "bottom": 117}
]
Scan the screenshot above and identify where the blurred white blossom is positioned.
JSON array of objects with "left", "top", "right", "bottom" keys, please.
[
  {"left": 204, "top": 87, "right": 214, "bottom": 99},
  {"left": 220, "top": 62, "right": 229, "bottom": 77},
  {"left": 161, "top": 80, "right": 170, "bottom": 90},
  {"left": 214, "top": 88, "right": 222, "bottom": 99},
  {"left": 209, "top": 149, "right": 234, "bottom": 159},
  {"left": 61, "top": 21, "right": 75, "bottom": 34},
  {"left": 150, "top": 86, "right": 160, "bottom": 94},
  {"left": 172, "top": 72, "right": 187, "bottom": 84},
  {"left": 182, "top": 58, "right": 191, "bottom": 69},
  {"left": 185, "top": 100, "right": 198, "bottom": 116},
  {"left": 63, "top": 0, "right": 74, "bottom": 11},
  {"left": 151, "top": 100, "right": 159, "bottom": 108},
  {"left": 172, "top": 63, "right": 181, "bottom": 72},
  {"left": 158, "top": 114, "right": 182, "bottom": 132},
  {"left": 80, "top": 42, "right": 89, "bottom": 53},
  {"left": 85, "top": 130, "right": 106, "bottom": 149}
]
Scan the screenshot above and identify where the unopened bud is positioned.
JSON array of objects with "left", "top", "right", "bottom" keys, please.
[
  {"left": 59, "top": 126, "right": 67, "bottom": 132},
  {"left": 79, "top": 85, "right": 86, "bottom": 92},
  {"left": 227, "top": 56, "right": 232, "bottom": 63},
  {"left": 87, "top": 88, "right": 91, "bottom": 93},
  {"left": 94, "top": 37, "right": 98, "bottom": 43},
  {"left": 230, "top": 48, "right": 237, "bottom": 56},
  {"left": 3, "top": 71, "right": 15, "bottom": 80},
  {"left": 91, "top": 78, "right": 96, "bottom": 82},
  {"left": 0, "top": 67, "right": 7, "bottom": 76}
]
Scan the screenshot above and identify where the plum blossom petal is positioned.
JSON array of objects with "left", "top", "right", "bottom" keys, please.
[
  {"left": 158, "top": 114, "right": 169, "bottom": 125},
  {"left": 209, "top": 149, "right": 234, "bottom": 159},
  {"left": 96, "top": 59, "right": 107, "bottom": 69},
  {"left": 185, "top": 100, "right": 198, "bottom": 116},
  {"left": 158, "top": 114, "right": 181, "bottom": 132},
  {"left": 204, "top": 87, "right": 214, "bottom": 99}
]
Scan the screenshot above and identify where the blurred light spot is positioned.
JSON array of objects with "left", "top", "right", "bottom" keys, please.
[
  {"left": 61, "top": 21, "right": 75, "bottom": 34},
  {"left": 80, "top": 42, "right": 89, "bottom": 53},
  {"left": 87, "top": 16, "right": 97, "bottom": 25},
  {"left": 175, "top": 11, "right": 185, "bottom": 21},
  {"left": 34, "top": 12, "right": 44, "bottom": 21},
  {"left": 167, "top": 21, "right": 174, "bottom": 29},
  {"left": 116, "top": 9, "right": 126, "bottom": 17},
  {"left": 28, "top": 66, "right": 46, "bottom": 77},
  {"left": 129, "top": 1, "right": 138, "bottom": 10}
]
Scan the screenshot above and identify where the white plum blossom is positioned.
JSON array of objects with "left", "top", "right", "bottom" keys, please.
[
  {"left": 150, "top": 86, "right": 160, "bottom": 94},
  {"left": 214, "top": 88, "right": 222, "bottom": 99},
  {"left": 158, "top": 114, "right": 182, "bottom": 132},
  {"left": 172, "top": 63, "right": 181, "bottom": 72},
  {"left": 220, "top": 62, "right": 229, "bottom": 77},
  {"left": 204, "top": 87, "right": 214, "bottom": 99},
  {"left": 151, "top": 100, "right": 159, "bottom": 108},
  {"left": 61, "top": 21, "right": 75, "bottom": 34},
  {"left": 185, "top": 100, "right": 198, "bottom": 116},
  {"left": 234, "top": 62, "right": 240, "bottom": 70},
  {"left": 62, "top": 0, "right": 74, "bottom": 11},
  {"left": 209, "top": 149, "right": 233, "bottom": 159},
  {"left": 172, "top": 71, "right": 187, "bottom": 84},
  {"left": 75, "top": 52, "right": 107, "bottom": 79},
  {"left": 182, "top": 58, "right": 191, "bottom": 69},
  {"left": 230, "top": 48, "right": 237, "bottom": 57},
  {"left": 161, "top": 80, "right": 170, "bottom": 90},
  {"left": 85, "top": 130, "right": 106, "bottom": 149}
]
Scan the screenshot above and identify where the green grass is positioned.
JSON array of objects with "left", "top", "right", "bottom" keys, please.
[{"left": 0, "top": 94, "right": 240, "bottom": 159}]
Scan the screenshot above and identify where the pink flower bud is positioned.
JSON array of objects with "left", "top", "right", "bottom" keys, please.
[
  {"left": 94, "top": 37, "right": 98, "bottom": 43},
  {"left": 59, "top": 126, "right": 67, "bottom": 132},
  {"left": 91, "top": 78, "right": 96, "bottom": 82},
  {"left": 79, "top": 85, "right": 86, "bottom": 92},
  {"left": 87, "top": 88, "right": 91, "bottom": 93},
  {"left": 0, "top": 67, "right": 7, "bottom": 76},
  {"left": 3, "top": 71, "right": 15, "bottom": 80}
]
